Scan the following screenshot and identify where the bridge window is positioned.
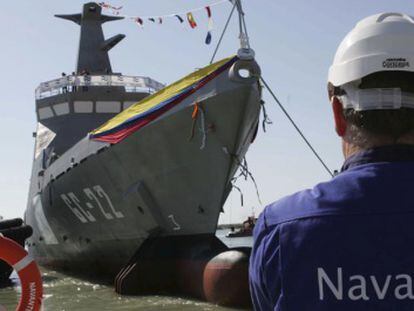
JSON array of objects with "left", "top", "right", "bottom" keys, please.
[
  {"left": 74, "top": 101, "right": 93, "bottom": 113},
  {"left": 96, "top": 101, "right": 121, "bottom": 113},
  {"left": 53, "top": 102, "right": 70, "bottom": 116},
  {"left": 38, "top": 107, "right": 54, "bottom": 120}
]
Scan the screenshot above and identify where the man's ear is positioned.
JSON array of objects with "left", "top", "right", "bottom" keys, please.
[{"left": 332, "top": 97, "right": 347, "bottom": 137}]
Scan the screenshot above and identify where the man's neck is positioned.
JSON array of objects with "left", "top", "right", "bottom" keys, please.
[
  {"left": 343, "top": 142, "right": 361, "bottom": 159},
  {"left": 343, "top": 139, "right": 414, "bottom": 159}
]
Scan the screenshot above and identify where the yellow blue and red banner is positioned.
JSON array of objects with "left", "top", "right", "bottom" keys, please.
[{"left": 89, "top": 56, "right": 237, "bottom": 144}]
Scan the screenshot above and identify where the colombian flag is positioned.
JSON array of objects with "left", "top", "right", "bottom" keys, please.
[{"left": 89, "top": 56, "right": 238, "bottom": 144}]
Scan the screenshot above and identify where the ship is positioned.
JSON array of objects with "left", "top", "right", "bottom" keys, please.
[{"left": 24, "top": 2, "right": 261, "bottom": 305}]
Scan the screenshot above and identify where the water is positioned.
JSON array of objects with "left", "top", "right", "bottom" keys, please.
[{"left": 0, "top": 231, "right": 252, "bottom": 311}]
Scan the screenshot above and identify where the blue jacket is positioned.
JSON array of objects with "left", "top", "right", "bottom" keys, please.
[{"left": 249, "top": 145, "right": 414, "bottom": 311}]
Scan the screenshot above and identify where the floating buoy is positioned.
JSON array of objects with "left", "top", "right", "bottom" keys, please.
[
  {"left": 203, "top": 249, "right": 251, "bottom": 308},
  {"left": 0, "top": 234, "right": 43, "bottom": 311}
]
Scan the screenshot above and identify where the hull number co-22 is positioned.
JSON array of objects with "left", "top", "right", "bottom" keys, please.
[{"left": 60, "top": 185, "right": 124, "bottom": 223}]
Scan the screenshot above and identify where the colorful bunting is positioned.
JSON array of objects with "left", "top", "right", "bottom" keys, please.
[
  {"left": 98, "top": 2, "right": 123, "bottom": 15},
  {"left": 99, "top": 0, "right": 229, "bottom": 45},
  {"left": 175, "top": 15, "right": 184, "bottom": 23},
  {"left": 205, "top": 32, "right": 212, "bottom": 45},
  {"left": 205, "top": 6, "right": 214, "bottom": 45},
  {"left": 98, "top": 2, "right": 123, "bottom": 11},
  {"left": 206, "top": 6, "right": 212, "bottom": 18},
  {"left": 148, "top": 17, "right": 162, "bottom": 24},
  {"left": 134, "top": 17, "right": 144, "bottom": 27},
  {"left": 187, "top": 12, "right": 197, "bottom": 29}
]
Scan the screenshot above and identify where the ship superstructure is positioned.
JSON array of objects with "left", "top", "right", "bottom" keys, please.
[{"left": 35, "top": 3, "right": 163, "bottom": 158}]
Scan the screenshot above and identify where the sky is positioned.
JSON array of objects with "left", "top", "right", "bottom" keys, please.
[{"left": 0, "top": 0, "right": 412, "bottom": 223}]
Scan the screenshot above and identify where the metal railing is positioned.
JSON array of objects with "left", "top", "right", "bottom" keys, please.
[{"left": 36, "top": 75, "right": 165, "bottom": 100}]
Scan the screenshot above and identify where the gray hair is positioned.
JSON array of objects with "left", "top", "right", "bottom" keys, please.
[{"left": 341, "top": 106, "right": 414, "bottom": 148}]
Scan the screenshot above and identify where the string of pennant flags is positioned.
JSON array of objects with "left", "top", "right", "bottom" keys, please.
[
  {"left": 98, "top": 0, "right": 232, "bottom": 45},
  {"left": 98, "top": 2, "right": 123, "bottom": 13}
]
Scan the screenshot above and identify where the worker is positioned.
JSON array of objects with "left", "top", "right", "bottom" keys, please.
[{"left": 250, "top": 12, "right": 414, "bottom": 311}]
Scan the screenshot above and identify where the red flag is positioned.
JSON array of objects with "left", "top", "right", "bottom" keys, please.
[
  {"left": 134, "top": 17, "right": 144, "bottom": 27},
  {"left": 206, "top": 6, "right": 212, "bottom": 18}
]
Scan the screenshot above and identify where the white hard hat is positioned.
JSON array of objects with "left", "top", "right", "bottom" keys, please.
[{"left": 328, "top": 12, "right": 414, "bottom": 87}]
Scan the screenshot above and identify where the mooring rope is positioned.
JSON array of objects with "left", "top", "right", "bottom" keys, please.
[
  {"left": 222, "top": 146, "right": 263, "bottom": 206},
  {"left": 231, "top": 183, "right": 244, "bottom": 206},
  {"left": 260, "top": 76, "right": 334, "bottom": 178},
  {"left": 236, "top": 157, "right": 262, "bottom": 205},
  {"left": 260, "top": 100, "right": 273, "bottom": 132},
  {"left": 235, "top": 0, "right": 251, "bottom": 50},
  {"left": 230, "top": 157, "right": 262, "bottom": 206},
  {"left": 199, "top": 106, "right": 207, "bottom": 150}
]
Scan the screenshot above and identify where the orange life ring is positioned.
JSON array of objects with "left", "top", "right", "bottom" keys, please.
[{"left": 0, "top": 234, "right": 43, "bottom": 311}]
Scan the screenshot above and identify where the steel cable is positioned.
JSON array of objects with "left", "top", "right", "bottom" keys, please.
[
  {"left": 260, "top": 76, "right": 334, "bottom": 178},
  {"left": 210, "top": 2, "right": 237, "bottom": 64}
]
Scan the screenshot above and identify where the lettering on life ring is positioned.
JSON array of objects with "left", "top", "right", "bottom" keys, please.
[{"left": 0, "top": 234, "right": 43, "bottom": 311}]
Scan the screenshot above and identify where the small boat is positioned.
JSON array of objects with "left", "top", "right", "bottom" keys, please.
[
  {"left": 226, "top": 216, "right": 256, "bottom": 238},
  {"left": 226, "top": 228, "right": 253, "bottom": 238}
]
